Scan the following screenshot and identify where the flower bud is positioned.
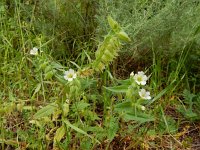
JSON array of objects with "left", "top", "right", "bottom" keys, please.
[
  {"left": 107, "top": 16, "right": 121, "bottom": 32},
  {"left": 141, "top": 106, "right": 146, "bottom": 111},
  {"left": 44, "top": 70, "right": 54, "bottom": 80},
  {"left": 62, "top": 103, "right": 69, "bottom": 117},
  {"left": 117, "top": 31, "right": 131, "bottom": 42},
  {"left": 17, "top": 103, "right": 24, "bottom": 112}
]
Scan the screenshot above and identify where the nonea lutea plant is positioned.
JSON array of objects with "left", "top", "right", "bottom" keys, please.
[{"left": 29, "top": 16, "right": 133, "bottom": 148}]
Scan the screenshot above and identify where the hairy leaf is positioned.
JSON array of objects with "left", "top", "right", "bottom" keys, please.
[
  {"left": 34, "top": 103, "right": 57, "bottom": 119},
  {"left": 54, "top": 125, "right": 65, "bottom": 143}
]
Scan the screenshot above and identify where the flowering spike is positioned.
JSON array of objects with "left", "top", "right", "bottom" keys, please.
[{"left": 92, "top": 16, "right": 130, "bottom": 72}]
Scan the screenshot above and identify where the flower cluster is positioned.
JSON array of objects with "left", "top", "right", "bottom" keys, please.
[{"left": 130, "top": 71, "right": 151, "bottom": 100}]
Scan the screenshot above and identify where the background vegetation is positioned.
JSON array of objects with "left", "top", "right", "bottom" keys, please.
[{"left": 0, "top": 0, "right": 200, "bottom": 149}]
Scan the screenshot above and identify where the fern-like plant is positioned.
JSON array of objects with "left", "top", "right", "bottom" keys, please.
[{"left": 177, "top": 89, "right": 200, "bottom": 121}]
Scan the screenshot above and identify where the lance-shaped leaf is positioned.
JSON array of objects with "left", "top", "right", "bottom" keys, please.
[
  {"left": 64, "top": 120, "right": 100, "bottom": 144},
  {"left": 34, "top": 103, "right": 57, "bottom": 119},
  {"left": 104, "top": 84, "right": 129, "bottom": 93},
  {"left": 54, "top": 125, "right": 65, "bottom": 143}
]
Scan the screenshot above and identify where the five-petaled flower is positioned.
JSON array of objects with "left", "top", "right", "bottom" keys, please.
[
  {"left": 64, "top": 69, "right": 77, "bottom": 81},
  {"left": 134, "top": 71, "right": 148, "bottom": 85},
  {"left": 139, "top": 89, "right": 151, "bottom": 100},
  {"left": 30, "top": 47, "right": 39, "bottom": 55}
]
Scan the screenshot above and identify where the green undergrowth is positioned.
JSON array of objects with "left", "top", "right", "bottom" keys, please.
[{"left": 0, "top": 0, "right": 200, "bottom": 149}]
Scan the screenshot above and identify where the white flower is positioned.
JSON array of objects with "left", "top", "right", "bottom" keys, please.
[
  {"left": 141, "top": 106, "right": 146, "bottom": 111},
  {"left": 139, "top": 89, "right": 151, "bottom": 100},
  {"left": 134, "top": 71, "right": 148, "bottom": 85},
  {"left": 30, "top": 47, "right": 39, "bottom": 55},
  {"left": 130, "top": 71, "right": 134, "bottom": 77},
  {"left": 66, "top": 99, "right": 70, "bottom": 104},
  {"left": 64, "top": 69, "right": 77, "bottom": 81}
]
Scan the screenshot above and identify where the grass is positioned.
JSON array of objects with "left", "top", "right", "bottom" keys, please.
[{"left": 0, "top": 0, "right": 200, "bottom": 149}]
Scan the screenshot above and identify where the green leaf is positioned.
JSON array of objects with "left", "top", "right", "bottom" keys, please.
[
  {"left": 107, "top": 16, "right": 121, "bottom": 32},
  {"left": 51, "top": 62, "right": 65, "bottom": 70},
  {"left": 80, "top": 78, "right": 97, "bottom": 90},
  {"left": 160, "top": 110, "right": 178, "bottom": 134},
  {"left": 64, "top": 120, "right": 100, "bottom": 144},
  {"left": 85, "top": 126, "right": 105, "bottom": 140},
  {"left": 148, "top": 84, "right": 173, "bottom": 105},
  {"left": 108, "top": 117, "right": 119, "bottom": 141},
  {"left": 117, "top": 31, "right": 131, "bottom": 42},
  {"left": 183, "top": 89, "right": 196, "bottom": 105},
  {"left": 62, "top": 103, "right": 69, "bottom": 117},
  {"left": 72, "top": 101, "right": 90, "bottom": 112},
  {"left": 31, "top": 83, "right": 41, "bottom": 98},
  {"left": 123, "top": 113, "right": 155, "bottom": 123},
  {"left": 54, "top": 125, "right": 65, "bottom": 143},
  {"left": 104, "top": 85, "right": 129, "bottom": 93},
  {"left": 86, "top": 110, "right": 100, "bottom": 121},
  {"left": 114, "top": 101, "right": 133, "bottom": 113},
  {"left": 44, "top": 70, "right": 55, "bottom": 80},
  {"left": 44, "top": 65, "right": 52, "bottom": 73},
  {"left": 0, "top": 139, "right": 18, "bottom": 147},
  {"left": 177, "top": 106, "right": 199, "bottom": 121},
  {"left": 33, "top": 103, "right": 57, "bottom": 119},
  {"left": 116, "top": 79, "right": 131, "bottom": 85},
  {"left": 55, "top": 74, "right": 67, "bottom": 84},
  {"left": 29, "top": 120, "right": 42, "bottom": 128}
]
